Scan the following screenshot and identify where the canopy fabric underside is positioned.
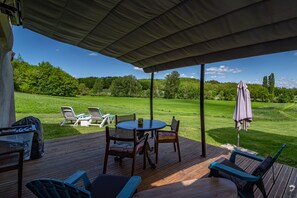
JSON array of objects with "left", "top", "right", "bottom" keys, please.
[{"left": 12, "top": 0, "right": 297, "bottom": 72}]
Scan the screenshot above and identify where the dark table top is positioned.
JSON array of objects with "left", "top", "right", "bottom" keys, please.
[{"left": 116, "top": 120, "right": 166, "bottom": 131}]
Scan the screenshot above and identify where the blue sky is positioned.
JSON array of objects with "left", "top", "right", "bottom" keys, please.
[{"left": 12, "top": 26, "right": 297, "bottom": 88}]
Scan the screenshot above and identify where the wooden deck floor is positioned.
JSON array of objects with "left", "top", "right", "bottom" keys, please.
[{"left": 0, "top": 132, "right": 296, "bottom": 197}]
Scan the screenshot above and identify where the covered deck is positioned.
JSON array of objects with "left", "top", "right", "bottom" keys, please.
[{"left": 0, "top": 132, "right": 296, "bottom": 198}]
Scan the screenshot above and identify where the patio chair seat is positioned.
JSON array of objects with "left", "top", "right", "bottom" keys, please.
[
  {"left": 110, "top": 142, "right": 144, "bottom": 154},
  {"left": 157, "top": 131, "right": 177, "bottom": 140}
]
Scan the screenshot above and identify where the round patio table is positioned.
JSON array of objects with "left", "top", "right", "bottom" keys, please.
[
  {"left": 116, "top": 119, "right": 166, "bottom": 169},
  {"left": 116, "top": 120, "right": 166, "bottom": 131}
]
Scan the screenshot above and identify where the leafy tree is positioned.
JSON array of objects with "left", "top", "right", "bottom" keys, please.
[
  {"left": 91, "top": 79, "right": 103, "bottom": 95},
  {"left": 12, "top": 59, "right": 78, "bottom": 96},
  {"left": 78, "top": 83, "right": 90, "bottom": 95},
  {"left": 262, "top": 76, "right": 268, "bottom": 88},
  {"left": 164, "top": 71, "right": 180, "bottom": 99},
  {"left": 110, "top": 75, "right": 142, "bottom": 97},
  {"left": 78, "top": 77, "right": 97, "bottom": 89},
  {"left": 268, "top": 73, "right": 275, "bottom": 95}
]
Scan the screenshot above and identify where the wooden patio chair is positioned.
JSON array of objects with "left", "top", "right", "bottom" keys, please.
[
  {"left": 154, "top": 116, "right": 181, "bottom": 164},
  {"left": 103, "top": 126, "right": 148, "bottom": 176},
  {"left": 26, "top": 170, "right": 141, "bottom": 198},
  {"left": 115, "top": 114, "right": 136, "bottom": 125},
  {"left": 209, "top": 144, "right": 286, "bottom": 198}
]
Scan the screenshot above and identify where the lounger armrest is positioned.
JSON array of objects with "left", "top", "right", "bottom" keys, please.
[
  {"left": 102, "top": 113, "right": 110, "bottom": 117},
  {"left": 229, "top": 149, "right": 265, "bottom": 163},
  {"left": 76, "top": 113, "right": 85, "bottom": 118},
  {"left": 209, "top": 162, "right": 260, "bottom": 182},
  {"left": 117, "top": 176, "right": 141, "bottom": 198},
  {"left": 64, "top": 170, "right": 91, "bottom": 188}
]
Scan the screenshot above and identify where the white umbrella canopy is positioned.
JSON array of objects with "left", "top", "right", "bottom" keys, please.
[{"left": 233, "top": 81, "right": 252, "bottom": 147}]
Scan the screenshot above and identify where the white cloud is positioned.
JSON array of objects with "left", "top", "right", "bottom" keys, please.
[
  {"left": 293, "top": 52, "right": 297, "bottom": 56},
  {"left": 55, "top": 49, "right": 60, "bottom": 52},
  {"left": 88, "top": 52, "right": 98, "bottom": 56},
  {"left": 206, "top": 65, "right": 241, "bottom": 75},
  {"left": 247, "top": 79, "right": 261, "bottom": 84},
  {"left": 164, "top": 73, "right": 170, "bottom": 77},
  {"left": 133, "top": 67, "right": 143, "bottom": 71},
  {"left": 211, "top": 75, "right": 226, "bottom": 79},
  {"left": 179, "top": 73, "right": 196, "bottom": 78},
  {"left": 276, "top": 77, "right": 297, "bottom": 88}
]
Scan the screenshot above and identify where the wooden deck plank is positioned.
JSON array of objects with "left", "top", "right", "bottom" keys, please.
[
  {"left": 0, "top": 132, "right": 296, "bottom": 198},
  {"left": 283, "top": 168, "right": 297, "bottom": 198},
  {"left": 254, "top": 163, "right": 283, "bottom": 198},
  {"left": 268, "top": 165, "right": 292, "bottom": 198}
]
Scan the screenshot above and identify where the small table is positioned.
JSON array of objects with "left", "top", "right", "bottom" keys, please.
[
  {"left": 79, "top": 117, "right": 92, "bottom": 126},
  {"left": 117, "top": 120, "right": 166, "bottom": 168},
  {"left": 134, "top": 177, "right": 238, "bottom": 198}
]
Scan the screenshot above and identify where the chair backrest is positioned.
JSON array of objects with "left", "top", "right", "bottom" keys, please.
[
  {"left": 61, "top": 106, "right": 77, "bottom": 119},
  {"left": 105, "top": 126, "right": 136, "bottom": 143},
  {"left": 105, "top": 126, "right": 148, "bottom": 152},
  {"left": 252, "top": 144, "right": 286, "bottom": 177},
  {"left": 26, "top": 178, "right": 91, "bottom": 198},
  {"left": 170, "top": 116, "right": 180, "bottom": 133},
  {"left": 88, "top": 107, "right": 103, "bottom": 119},
  {"left": 115, "top": 114, "right": 136, "bottom": 125}
]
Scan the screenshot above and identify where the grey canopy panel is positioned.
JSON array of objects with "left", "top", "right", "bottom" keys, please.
[{"left": 16, "top": 0, "right": 297, "bottom": 73}]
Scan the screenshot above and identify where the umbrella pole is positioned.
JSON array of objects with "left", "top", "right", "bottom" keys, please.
[{"left": 237, "top": 129, "right": 240, "bottom": 147}]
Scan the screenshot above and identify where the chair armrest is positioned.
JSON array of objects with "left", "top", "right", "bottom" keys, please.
[
  {"left": 229, "top": 149, "right": 265, "bottom": 163},
  {"left": 209, "top": 162, "right": 260, "bottom": 182},
  {"left": 117, "top": 176, "right": 141, "bottom": 198},
  {"left": 64, "top": 170, "right": 91, "bottom": 188}
]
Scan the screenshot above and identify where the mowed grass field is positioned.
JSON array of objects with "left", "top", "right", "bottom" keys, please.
[{"left": 15, "top": 92, "right": 297, "bottom": 167}]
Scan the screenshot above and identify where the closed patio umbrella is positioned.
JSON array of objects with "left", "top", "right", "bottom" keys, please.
[{"left": 233, "top": 81, "right": 252, "bottom": 147}]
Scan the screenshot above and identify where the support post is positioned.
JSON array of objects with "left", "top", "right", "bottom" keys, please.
[
  {"left": 150, "top": 72, "right": 154, "bottom": 120},
  {"left": 200, "top": 64, "right": 206, "bottom": 157}
]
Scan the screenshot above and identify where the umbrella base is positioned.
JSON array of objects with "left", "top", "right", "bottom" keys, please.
[{"left": 221, "top": 143, "right": 258, "bottom": 155}]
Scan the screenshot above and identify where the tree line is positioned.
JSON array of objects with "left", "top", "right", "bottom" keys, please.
[{"left": 12, "top": 57, "right": 297, "bottom": 102}]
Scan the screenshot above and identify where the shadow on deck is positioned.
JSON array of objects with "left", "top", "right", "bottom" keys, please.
[{"left": 0, "top": 132, "right": 296, "bottom": 197}]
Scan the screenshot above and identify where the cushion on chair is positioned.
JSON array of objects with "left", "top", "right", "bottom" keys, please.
[
  {"left": 157, "top": 131, "right": 176, "bottom": 140},
  {"left": 87, "top": 174, "right": 131, "bottom": 198},
  {"left": 110, "top": 142, "right": 144, "bottom": 153},
  {"left": 110, "top": 143, "right": 134, "bottom": 153},
  {"left": 252, "top": 156, "right": 273, "bottom": 176}
]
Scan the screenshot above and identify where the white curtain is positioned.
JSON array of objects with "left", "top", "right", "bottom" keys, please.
[{"left": 0, "top": 13, "right": 15, "bottom": 127}]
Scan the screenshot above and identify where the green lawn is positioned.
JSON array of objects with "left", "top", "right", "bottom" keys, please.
[{"left": 15, "top": 92, "right": 297, "bottom": 167}]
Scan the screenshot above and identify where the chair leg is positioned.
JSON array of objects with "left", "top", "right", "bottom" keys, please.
[
  {"left": 74, "top": 119, "right": 80, "bottom": 126},
  {"left": 131, "top": 156, "right": 135, "bottom": 176},
  {"left": 60, "top": 119, "right": 66, "bottom": 126},
  {"left": 257, "top": 179, "right": 267, "bottom": 198},
  {"left": 176, "top": 140, "right": 181, "bottom": 162},
  {"left": 143, "top": 148, "right": 146, "bottom": 170},
  {"left": 155, "top": 142, "right": 159, "bottom": 164},
  {"left": 103, "top": 151, "right": 109, "bottom": 174},
  {"left": 173, "top": 142, "right": 176, "bottom": 152}
]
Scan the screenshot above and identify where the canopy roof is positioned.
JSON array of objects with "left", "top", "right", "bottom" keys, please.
[{"left": 10, "top": 0, "right": 297, "bottom": 72}]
